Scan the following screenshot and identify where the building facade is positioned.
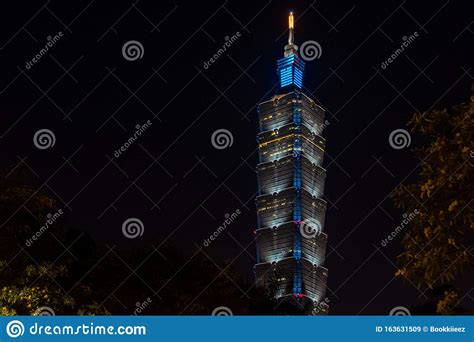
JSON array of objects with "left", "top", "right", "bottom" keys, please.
[{"left": 254, "top": 13, "right": 329, "bottom": 314}]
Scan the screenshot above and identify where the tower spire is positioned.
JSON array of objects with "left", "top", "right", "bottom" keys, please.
[
  {"left": 284, "top": 11, "right": 298, "bottom": 57},
  {"left": 288, "top": 11, "right": 294, "bottom": 45}
]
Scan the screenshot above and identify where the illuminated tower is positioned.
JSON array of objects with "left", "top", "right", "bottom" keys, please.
[{"left": 254, "top": 12, "right": 329, "bottom": 314}]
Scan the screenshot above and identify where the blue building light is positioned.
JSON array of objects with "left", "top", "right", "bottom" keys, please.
[{"left": 277, "top": 54, "right": 305, "bottom": 89}]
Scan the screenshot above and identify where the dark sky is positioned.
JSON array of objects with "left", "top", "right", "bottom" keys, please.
[{"left": 0, "top": 0, "right": 472, "bottom": 314}]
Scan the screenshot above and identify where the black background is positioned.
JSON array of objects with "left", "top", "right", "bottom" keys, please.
[{"left": 0, "top": 0, "right": 472, "bottom": 314}]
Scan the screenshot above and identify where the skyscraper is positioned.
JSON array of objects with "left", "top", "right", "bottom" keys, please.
[{"left": 254, "top": 12, "right": 329, "bottom": 314}]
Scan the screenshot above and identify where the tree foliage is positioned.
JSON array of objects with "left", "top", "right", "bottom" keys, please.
[
  {"left": 0, "top": 170, "right": 107, "bottom": 315},
  {"left": 0, "top": 169, "right": 283, "bottom": 315},
  {"left": 391, "top": 85, "right": 473, "bottom": 314}
]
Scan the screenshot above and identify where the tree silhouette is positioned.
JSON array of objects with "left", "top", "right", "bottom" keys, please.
[
  {"left": 391, "top": 85, "right": 473, "bottom": 315},
  {"left": 0, "top": 168, "right": 279, "bottom": 315}
]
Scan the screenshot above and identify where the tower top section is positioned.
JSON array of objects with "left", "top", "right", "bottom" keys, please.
[
  {"left": 284, "top": 12, "right": 298, "bottom": 57},
  {"left": 278, "top": 12, "right": 304, "bottom": 90}
]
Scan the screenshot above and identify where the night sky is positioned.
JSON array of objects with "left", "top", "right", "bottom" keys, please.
[{"left": 0, "top": 0, "right": 472, "bottom": 314}]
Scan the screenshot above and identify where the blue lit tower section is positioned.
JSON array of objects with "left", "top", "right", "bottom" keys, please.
[
  {"left": 254, "top": 12, "right": 329, "bottom": 314},
  {"left": 278, "top": 55, "right": 305, "bottom": 89}
]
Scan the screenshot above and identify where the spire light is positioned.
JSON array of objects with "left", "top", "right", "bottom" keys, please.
[{"left": 285, "top": 11, "right": 297, "bottom": 55}]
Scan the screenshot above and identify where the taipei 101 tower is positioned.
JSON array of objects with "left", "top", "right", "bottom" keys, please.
[{"left": 254, "top": 12, "right": 329, "bottom": 314}]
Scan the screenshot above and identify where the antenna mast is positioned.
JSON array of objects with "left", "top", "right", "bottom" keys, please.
[{"left": 284, "top": 12, "right": 298, "bottom": 57}]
